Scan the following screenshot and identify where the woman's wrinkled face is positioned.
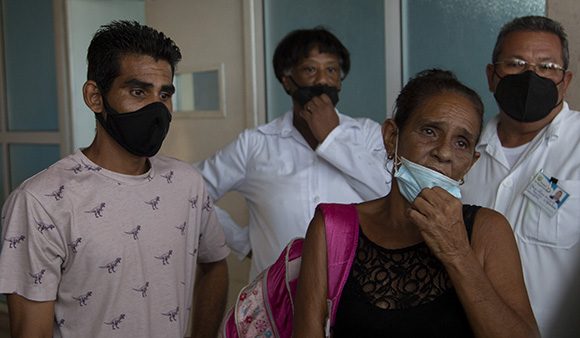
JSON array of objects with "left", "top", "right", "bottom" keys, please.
[{"left": 387, "top": 92, "right": 481, "bottom": 181}]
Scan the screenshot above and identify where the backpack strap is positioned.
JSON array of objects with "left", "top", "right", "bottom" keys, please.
[{"left": 316, "top": 203, "right": 359, "bottom": 336}]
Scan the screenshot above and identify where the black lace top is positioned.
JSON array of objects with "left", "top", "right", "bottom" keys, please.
[{"left": 333, "top": 205, "right": 480, "bottom": 338}]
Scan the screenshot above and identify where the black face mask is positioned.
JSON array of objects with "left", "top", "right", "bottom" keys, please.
[
  {"left": 95, "top": 100, "right": 172, "bottom": 157},
  {"left": 494, "top": 70, "right": 560, "bottom": 123},
  {"left": 289, "top": 77, "right": 340, "bottom": 107}
]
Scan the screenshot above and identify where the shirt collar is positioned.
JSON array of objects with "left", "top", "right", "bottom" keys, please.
[{"left": 477, "top": 101, "right": 570, "bottom": 152}]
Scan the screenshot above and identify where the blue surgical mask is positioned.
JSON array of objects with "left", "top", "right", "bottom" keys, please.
[{"left": 394, "top": 157, "right": 462, "bottom": 203}]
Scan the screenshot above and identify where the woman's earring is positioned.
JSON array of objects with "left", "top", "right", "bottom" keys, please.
[{"left": 459, "top": 178, "right": 465, "bottom": 185}]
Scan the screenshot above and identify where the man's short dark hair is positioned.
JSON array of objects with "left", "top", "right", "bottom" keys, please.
[
  {"left": 87, "top": 20, "right": 182, "bottom": 95},
  {"left": 272, "top": 27, "right": 350, "bottom": 83},
  {"left": 492, "top": 16, "right": 569, "bottom": 69}
]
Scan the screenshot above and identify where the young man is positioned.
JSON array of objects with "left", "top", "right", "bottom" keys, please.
[
  {"left": 197, "top": 27, "right": 390, "bottom": 278},
  {"left": 0, "top": 21, "right": 229, "bottom": 338},
  {"left": 461, "top": 16, "right": 578, "bottom": 336}
]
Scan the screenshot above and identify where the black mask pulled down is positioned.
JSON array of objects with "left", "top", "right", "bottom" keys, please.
[{"left": 289, "top": 77, "right": 340, "bottom": 107}]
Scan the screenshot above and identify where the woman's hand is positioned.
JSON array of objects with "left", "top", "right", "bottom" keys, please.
[{"left": 406, "top": 186, "right": 471, "bottom": 264}]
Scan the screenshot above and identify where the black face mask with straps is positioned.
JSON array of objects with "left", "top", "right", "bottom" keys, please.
[
  {"left": 95, "top": 100, "right": 172, "bottom": 157},
  {"left": 494, "top": 70, "right": 560, "bottom": 122}
]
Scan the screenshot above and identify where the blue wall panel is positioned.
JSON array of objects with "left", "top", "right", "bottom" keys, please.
[
  {"left": 264, "top": 0, "right": 386, "bottom": 123},
  {"left": 3, "top": 0, "right": 59, "bottom": 131},
  {"left": 402, "top": 0, "right": 545, "bottom": 122}
]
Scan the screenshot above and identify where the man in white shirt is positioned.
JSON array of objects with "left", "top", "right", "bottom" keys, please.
[
  {"left": 461, "top": 16, "right": 579, "bottom": 336},
  {"left": 197, "top": 27, "right": 390, "bottom": 278}
]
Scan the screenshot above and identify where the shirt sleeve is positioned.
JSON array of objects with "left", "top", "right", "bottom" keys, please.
[
  {"left": 196, "top": 186, "right": 230, "bottom": 264},
  {"left": 195, "top": 130, "right": 252, "bottom": 255},
  {"left": 214, "top": 206, "right": 250, "bottom": 258},
  {"left": 316, "top": 117, "right": 391, "bottom": 200},
  {"left": 0, "top": 189, "right": 65, "bottom": 301}
]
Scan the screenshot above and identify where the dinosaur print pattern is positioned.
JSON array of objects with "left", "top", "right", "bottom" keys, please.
[
  {"left": 30, "top": 269, "right": 46, "bottom": 284},
  {"left": 73, "top": 291, "right": 93, "bottom": 306},
  {"left": 99, "top": 257, "right": 122, "bottom": 273},
  {"left": 66, "top": 163, "right": 83, "bottom": 174},
  {"left": 161, "top": 170, "right": 174, "bottom": 183},
  {"left": 35, "top": 219, "right": 56, "bottom": 233},
  {"left": 81, "top": 160, "right": 101, "bottom": 172},
  {"left": 133, "top": 282, "right": 150, "bottom": 297},
  {"left": 68, "top": 237, "right": 82, "bottom": 253},
  {"left": 176, "top": 222, "right": 187, "bottom": 235},
  {"left": 124, "top": 225, "right": 142, "bottom": 240},
  {"left": 104, "top": 314, "right": 126, "bottom": 330},
  {"left": 145, "top": 196, "right": 160, "bottom": 210},
  {"left": 202, "top": 196, "right": 213, "bottom": 212},
  {"left": 162, "top": 307, "right": 179, "bottom": 322},
  {"left": 155, "top": 250, "right": 173, "bottom": 265},
  {"left": 189, "top": 195, "right": 198, "bottom": 209},
  {"left": 85, "top": 202, "right": 106, "bottom": 218},
  {"left": 45, "top": 185, "right": 64, "bottom": 201},
  {"left": 4, "top": 234, "right": 25, "bottom": 248}
]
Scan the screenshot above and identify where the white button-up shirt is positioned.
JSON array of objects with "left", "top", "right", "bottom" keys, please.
[
  {"left": 461, "top": 102, "right": 580, "bottom": 336},
  {"left": 197, "top": 110, "right": 390, "bottom": 278}
]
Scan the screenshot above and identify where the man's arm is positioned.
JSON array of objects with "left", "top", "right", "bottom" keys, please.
[
  {"left": 192, "top": 259, "right": 228, "bottom": 338},
  {"left": 195, "top": 131, "right": 251, "bottom": 254},
  {"left": 315, "top": 116, "right": 390, "bottom": 200},
  {"left": 7, "top": 294, "right": 54, "bottom": 338}
]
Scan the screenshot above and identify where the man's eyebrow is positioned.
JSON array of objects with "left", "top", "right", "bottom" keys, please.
[
  {"left": 122, "top": 79, "right": 175, "bottom": 94},
  {"left": 123, "top": 79, "right": 153, "bottom": 89},
  {"left": 162, "top": 84, "right": 176, "bottom": 94}
]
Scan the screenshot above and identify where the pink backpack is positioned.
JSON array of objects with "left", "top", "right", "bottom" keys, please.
[{"left": 221, "top": 203, "right": 359, "bottom": 338}]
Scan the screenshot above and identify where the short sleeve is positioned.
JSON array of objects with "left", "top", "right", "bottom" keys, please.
[
  {"left": 0, "top": 189, "right": 66, "bottom": 301},
  {"left": 196, "top": 187, "right": 230, "bottom": 263}
]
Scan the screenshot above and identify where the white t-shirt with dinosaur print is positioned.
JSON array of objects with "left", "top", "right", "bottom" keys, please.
[{"left": 0, "top": 150, "right": 230, "bottom": 337}]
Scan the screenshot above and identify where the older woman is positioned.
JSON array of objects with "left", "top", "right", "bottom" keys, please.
[{"left": 292, "top": 69, "right": 539, "bottom": 337}]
